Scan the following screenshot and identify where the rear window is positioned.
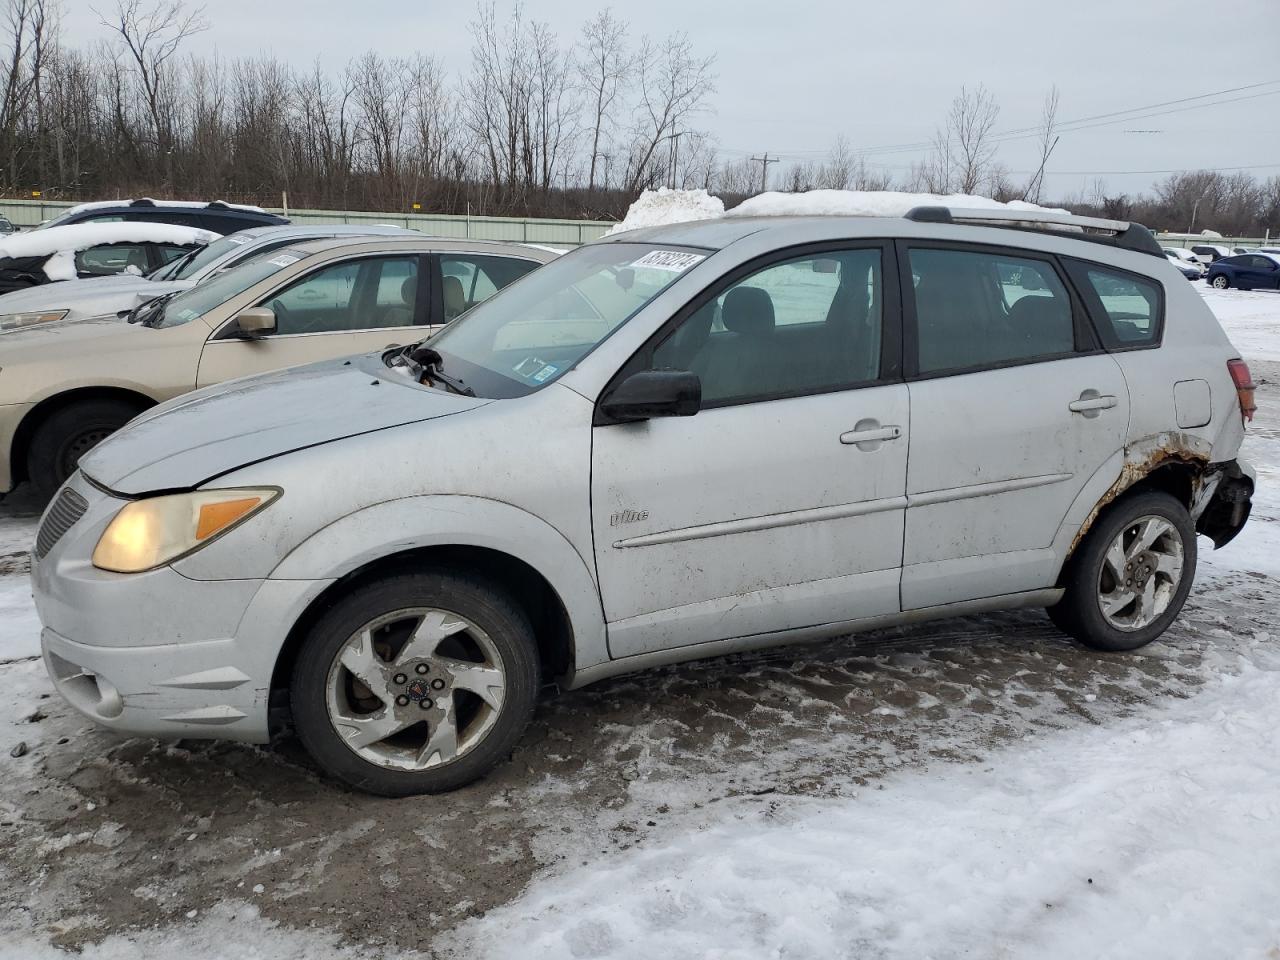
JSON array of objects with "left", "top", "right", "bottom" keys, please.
[{"left": 1065, "top": 261, "right": 1163, "bottom": 348}]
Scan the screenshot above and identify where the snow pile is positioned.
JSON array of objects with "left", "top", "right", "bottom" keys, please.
[
  {"left": 452, "top": 634, "right": 1280, "bottom": 960},
  {"left": 605, "top": 188, "right": 725, "bottom": 236},
  {"left": 726, "top": 189, "right": 1068, "bottom": 219},
  {"left": 59, "top": 198, "right": 267, "bottom": 218}
]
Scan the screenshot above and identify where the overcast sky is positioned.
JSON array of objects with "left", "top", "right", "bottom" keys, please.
[{"left": 59, "top": 0, "right": 1280, "bottom": 199}]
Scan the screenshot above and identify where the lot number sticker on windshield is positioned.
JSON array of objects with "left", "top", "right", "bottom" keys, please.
[
  {"left": 629, "top": 250, "right": 705, "bottom": 273},
  {"left": 226, "top": 235, "right": 250, "bottom": 245},
  {"left": 266, "top": 254, "right": 300, "bottom": 267}
]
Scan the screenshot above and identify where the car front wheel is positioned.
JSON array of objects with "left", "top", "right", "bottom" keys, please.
[
  {"left": 290, "top": 571, "right": 540, "bottom": 796},
  {"left": 1048, "top": 491, "right": 1197, "bottom": 652},
  {"left": 1210, "top": 274, "right": 1230, "bottom": 289},
  {"left": 27, "top": 398, "right": 142, "bottom": 500}
]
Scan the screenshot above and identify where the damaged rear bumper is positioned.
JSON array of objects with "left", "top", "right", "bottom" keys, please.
[{"left": 1194, "top": 459, "right": 1255, "bottom": 548}]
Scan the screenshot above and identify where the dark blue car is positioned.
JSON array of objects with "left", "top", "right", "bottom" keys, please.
[{"left": 1206, "top": 253, "right": 1280, "bottom": 290}]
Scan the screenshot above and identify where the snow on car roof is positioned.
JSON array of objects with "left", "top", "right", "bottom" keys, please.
[
  {"left": 603, "top": 188, "right": 1071, "bottom": 246},
  {"left": 0, "top": 222, "right": 220, "bottom": 260},
  {"left": 59, "top": 197, "right": 267, "bottom": 217}
]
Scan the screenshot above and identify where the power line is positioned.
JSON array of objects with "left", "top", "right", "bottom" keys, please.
[{"left": 713, "top": 79, "right": 1280, "bottom": 163}]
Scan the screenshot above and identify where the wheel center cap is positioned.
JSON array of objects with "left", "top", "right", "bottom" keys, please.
[{"left": 405, "top": 678, "right": 432, "bottom": 702}]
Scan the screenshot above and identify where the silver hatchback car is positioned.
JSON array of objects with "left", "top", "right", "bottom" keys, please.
[{"left": 33, "top": 208, "right": 1256, "bottom": 795}]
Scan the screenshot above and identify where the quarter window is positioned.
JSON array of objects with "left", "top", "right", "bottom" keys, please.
[
  {"left": 909, "top": 247, "right": 1075, "bottom": 374},
  {"left": 649, "top": 248, "right": 884, "bottom": 406},
  {"left": 1064, "top": 261, "right": 1162, "bottom": 348}
]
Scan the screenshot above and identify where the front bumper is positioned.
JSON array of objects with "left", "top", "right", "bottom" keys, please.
[{"left": 32, "top": 472, "right": 331, "bottom": 743}]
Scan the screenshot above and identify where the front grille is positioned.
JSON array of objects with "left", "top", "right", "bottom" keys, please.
[{"left": 35, "top": 488, "right": 89, "bottom": 559}]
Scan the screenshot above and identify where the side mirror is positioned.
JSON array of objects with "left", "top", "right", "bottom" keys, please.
[
  {"left": 599, "top": 370, "right": 701, "bottom": 423},
  {"left": 232, "top": 307, "right": 276, "bottom": 338}
]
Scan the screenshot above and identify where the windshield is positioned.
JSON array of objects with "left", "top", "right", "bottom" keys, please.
[
  {"left": 151, "top": 247, "right": 305, "bottom": 328},
  {"left": 424, "top": 243, "right": 707, "bottom": 398},
  {"left": 148, "top": 233, "right": 253, "bottom": 281}
]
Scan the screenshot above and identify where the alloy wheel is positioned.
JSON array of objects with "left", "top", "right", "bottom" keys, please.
[
  {"left": 325, "top": 607, "right": 507, "bottom": 771},
  {"left": 1095, "top": 515, "right": 1184, "bottom": 631}
]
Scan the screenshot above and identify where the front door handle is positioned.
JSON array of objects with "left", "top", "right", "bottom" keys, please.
[
  {"left": 1068, "top": 390, "right": 1119, "bottom": 418},
  {"left": 840, "top": 419, "right": 903, "bottom": 451}
]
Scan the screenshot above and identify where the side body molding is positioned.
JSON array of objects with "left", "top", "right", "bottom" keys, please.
[{"left": 269, "top": 494, "right": 609, "bottom": 674}]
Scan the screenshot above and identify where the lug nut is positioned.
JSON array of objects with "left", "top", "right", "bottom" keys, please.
[
  {"left": 393, "top": 673, "right": 407, "bottom": 685},
  {"left": 431, "top": 678, "right": 446, "bottom": 691},
  {"left": 395, "top": 695, "right": 410, "bottom": 706},
  {"left": 419, "top": 698, "right": 433, "bottom": 710},
  {"left": 415, "top": 663, "right": 429, "bottom": 675}
]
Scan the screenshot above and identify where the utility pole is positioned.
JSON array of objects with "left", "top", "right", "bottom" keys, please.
[
  {"left": 1187, "top": 196, "right": 1204, "bottom": 236},
  {"left": 668, "top": 131, "right": 683, "bottom": 189},
  {"left": 750, "top": 152, "right": 779, "bottom": 193}
]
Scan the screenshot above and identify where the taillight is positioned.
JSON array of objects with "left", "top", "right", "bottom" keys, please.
[{"left": 1227, "top": 359, "right": 1257, "bottom": 423}]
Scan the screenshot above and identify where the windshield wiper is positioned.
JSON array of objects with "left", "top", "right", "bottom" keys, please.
[
  {"left": 128, "top": 291, "right": 178, "bottom": 326},
  {"left": 407, "top": 345, "right": 475, "bottom": 397}
]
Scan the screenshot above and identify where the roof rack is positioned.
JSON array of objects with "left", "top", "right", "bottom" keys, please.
[{"left": 905, "top": 205, "right": 1165, "bottom": 259}]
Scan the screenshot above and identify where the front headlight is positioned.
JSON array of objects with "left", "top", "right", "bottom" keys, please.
[
  {"left": 0, "top": 309, "right": 69, "bottom": 331},
  {"left": 92, "top": 487, "right": 280, "bottom": 573}
]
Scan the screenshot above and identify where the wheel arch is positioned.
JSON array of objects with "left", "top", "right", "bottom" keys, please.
[
  {"left": 263, "top": 495, "right": 609, "bottom": 720},
  {"left": 1057, "top": 435, "right": 1212, "bottom": 583},
  {"left": 268, "top": 543, "right": 578, "bottom": 724},
  {"left": 9, "top": 386, "right": 156, "bottom": 485}
]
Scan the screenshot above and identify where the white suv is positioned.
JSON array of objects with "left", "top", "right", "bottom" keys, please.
[{"left": 33, "top": 207, "right": 1257, "bottom": 795}]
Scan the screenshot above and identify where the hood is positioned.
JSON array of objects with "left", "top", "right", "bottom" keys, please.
[
  {"left": 80, "top": 353, "right": 488, "bottom": 495},
  {"left": 0, "top": 275, "right": 192, "bottom": 328},
  {"left": 0, "top": 312, "right": 159, "bottom": 359}
]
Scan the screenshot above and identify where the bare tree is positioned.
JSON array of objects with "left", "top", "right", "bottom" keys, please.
[
  {"left": 1023, "top": 84, "right": 1059, "bottom": 203},
  {"left": 0, "top": 0, "right": 52, "bottom": 187},
  {"left": 949, "top": 83, "right": 999, "bottom": 193},
  {"left": 577, "top": 8, "right": 629, "bottom": 192},
  {"left": 528, "top": 18, "right": 577, "bottom": 192},
  {"left": 97, "top": 0, "right": 207, "bottom": 186},
  {"left": 624, "top": 32, "right": 715, "bottom": 193}
]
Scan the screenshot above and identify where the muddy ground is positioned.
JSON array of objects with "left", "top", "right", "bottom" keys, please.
[{"left": 1, "top": 361, "right": 1276, "bottom": 957}]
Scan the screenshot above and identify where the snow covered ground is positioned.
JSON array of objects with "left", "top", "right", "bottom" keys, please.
[{"left": 0, "top": 285, "right": 1276, "bottom": 958}]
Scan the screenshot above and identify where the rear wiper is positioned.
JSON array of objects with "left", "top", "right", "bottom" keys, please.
[{"left": 408, "top": 345, "right": 475, "bottom": 397}]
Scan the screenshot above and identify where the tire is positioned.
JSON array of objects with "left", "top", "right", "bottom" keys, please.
[
  {"left": 1210, "top": 274, "right": 1229, "bottom": 289},
  {"left": 27, "top": 398, "right": 142, "bottom": 500},
  {"left": 1049, "top": 491, "right": 1197, "bottom": 652},
  {"left": 289, "top": 570, "right": 540, "bottom": 796}
]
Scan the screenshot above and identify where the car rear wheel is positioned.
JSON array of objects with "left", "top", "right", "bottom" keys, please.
[
  {"left": 1048, "top": 491, "right": 1196, "bottom": 652},
  {"left": 1211, "top": 274, "right": 1230, "bottom": 289},
  {"left": 289, "top": 571, "right": 540, "bottom": 796},
  {"left": 27, "top": 398, "right": 142, "bottom": 500}
]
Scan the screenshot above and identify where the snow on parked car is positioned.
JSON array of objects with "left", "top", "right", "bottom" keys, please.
[{"left": 0, "top": 222, "right": 219, "bottom": 300}]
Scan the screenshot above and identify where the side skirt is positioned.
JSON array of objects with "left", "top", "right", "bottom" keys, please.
[{"left": 564, "top": 587, "right": 1064, "bottom": 690}]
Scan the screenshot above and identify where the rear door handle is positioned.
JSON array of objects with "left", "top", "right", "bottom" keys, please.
[
  {"left": 1068, "top": 391, "right": 1119, "bottom": 417},
  {"left": 840, "top": 420, "right": 902, "bottom": 450}
]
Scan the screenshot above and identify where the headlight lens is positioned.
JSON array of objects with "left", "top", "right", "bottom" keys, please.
[
  {"left": 0, "top": 309, "right": 69, "bottom": 331},
  {"left": 92, "top": 487, "right": 279, "bottom": 573}
]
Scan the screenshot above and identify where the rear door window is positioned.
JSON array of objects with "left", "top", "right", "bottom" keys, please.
[
  {"left": 1063, "top": 261, "right": 1163, "bottom": 349},
  {"left": 908, "top": 247, "right": 1076, "bottom": 375},
  {"left": 439, "top": 254, "right": 541, "bottom": 322},
  {"left": 75, "top": 242, "right": 152, "bottom": 276}
]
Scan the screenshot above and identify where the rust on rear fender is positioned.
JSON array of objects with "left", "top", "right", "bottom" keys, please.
[{"left": 1069, "top": 431, "right": 1213, "bottom": 555}]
